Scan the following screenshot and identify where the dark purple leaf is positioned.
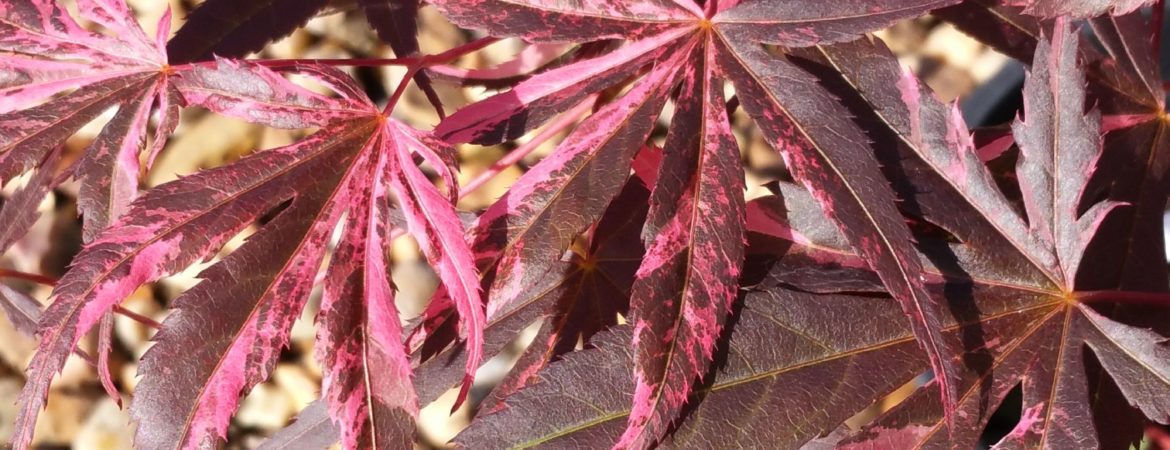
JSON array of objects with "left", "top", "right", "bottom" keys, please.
[
  {"left": 714, "top": 34, "right": 961, "bottom": 418},
  {"left": 165, "top": 0, "right": 329, "bottom": 63},
  {"left": 257, "top": 400, "right": 340, "bottom": 450}
]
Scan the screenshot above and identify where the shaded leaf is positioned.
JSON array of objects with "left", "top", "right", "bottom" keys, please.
[
  {"left": 166, "top": 0, "right": 329, "bottom": 63},
  {"left": 714, "top": 33, "right": 961, "bottom": 417},
  {"left": 257, "top": 400, "right": 340, "bottom": 450}
]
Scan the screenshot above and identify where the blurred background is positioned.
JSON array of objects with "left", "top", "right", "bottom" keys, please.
[{"left": 0, "top": 0, "right": 1166, "bottom": 448}]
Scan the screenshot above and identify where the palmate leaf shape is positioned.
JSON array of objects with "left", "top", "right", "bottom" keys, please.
[
  {"left": 448, "top": 13, "right": 1170, "bottom": 450},
  {"left": 454, "top": 244, "right": 955, "bottom": 448},
  {"left": 430, "top": 0, "right": 964, "bottom": 445},
  {"left": 455, "top": 190, "right": 1169, "bottom": 448},
  {"left": 802, "top": 18, "right": 1168, "bottom": 447},
  {"left": 1, "top": 0, "right": 182, "bottom": 418},
  {"left": 11, "top": 59, "right": 483, "bottom": 449},
  {"left": 451, "top": 185, "right": 973, "bottom": 449},
  {"left": 936, "top": 0, "right": 1170, "bottom": 294},
  {"left": 258, "top": 166, "right": 653, "bottom": 448},
  {"left": 1, "top": 0, "right": 180, "bottom": 244}
]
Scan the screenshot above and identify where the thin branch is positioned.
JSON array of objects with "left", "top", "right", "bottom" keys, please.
[
  {"left": 113, "top": 305, "right": 161, "bottom": 330},
  {"left": 429, "top": 36, "right": 503, "bottom": 64},
  {"left": 382, "top": 36, "right": 504, "bottom": 116},
  {"left": 0, "top": 269, "right": 57, "bottom": 286},
  {"left": 253, "top": 57, "right": 415, "bottom": 68},
  {"left": 1, "top": 270, "right": 159, "bottom": 328},
  {"left": 385, "top": 65, "right": 424, "bottom": 116},
  {"left": 179, "top": 36, "right": 502, "bottom": 72}
]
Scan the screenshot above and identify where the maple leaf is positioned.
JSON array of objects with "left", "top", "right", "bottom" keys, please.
[
  {"left": 256, "top": 143, "right": 656, "bottom": 449},
  {"left": 935, "top": 1, "right": 1170, "bottom": 293},
  {"left": 458, "top": 123, "right": 1168, "bottom": 447},
  {"left": 1, "top": 0, "right": 180, "bottom": 243},
  {"left": 8, "top": 0, "right": 1169, "bottom": 448},
  {"left": 1, "top": 0, "right": 185, "bottom": 425},
  {"left": 778, "top": 18, "right": 1169, "bottom": 448},
  {"left": 448, "top": 10, "right": 1170, "bottom": 450},
  {"left": 11, "top": 57, "right": 483, "bottom": 449},
  {"left": 430, "top": 0, "right": 965, "bottom": 445}
]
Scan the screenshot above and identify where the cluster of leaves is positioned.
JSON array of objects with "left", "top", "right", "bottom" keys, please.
[{"left": 2, "top": 0, "right": 1169, "bottom": 448}]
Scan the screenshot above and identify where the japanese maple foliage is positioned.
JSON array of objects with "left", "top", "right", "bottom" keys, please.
[{"left": 1, "top": 0, "right": 1169, "bottom": 448}]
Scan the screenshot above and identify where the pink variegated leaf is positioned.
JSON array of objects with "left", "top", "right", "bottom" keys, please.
[
  {"left": 799, "top": 36, "right": 1053, "bottom": 289},
  {"left": 776, "top": 19, "right": 1170, "bottom": 449},
  {"left": 174, "top": 58, "right": 370, "bottom": 129},
  {"left": 454, "top": 253, "right": 930, "bottom": 449},
  {"left": 896, "top": 68, "right": 1062, "bottom": 285},
  {"left": 75, "top": 86, "right": 157, "bottom": 241},
  {"left": 435, "top": 29, "right": 690, "bottom": 144},
  {"left": 1, "top": 74, "right": 154, "bottom": 183},
  {"left": 316, "top": 144, "right": 417, "bottom": 449},
  {"left": 434, "top": 2, "right": 975, "bottom": 445},
  {"left": 619, "top": 41, "right": 746, "bottom": 449},
  {"left": 16, "top": 119, "right": 379, "bottom": 449},
  {"left": 385, "top": 121, "right": 484, "bottom": 409},
  {"left": 130, "top": 170, "right": 354, "bottom": 448},
  {"left": 471, "top": 45, "right": 690, "bottom": 335},
  {"left": 0, "top": 0, "right": 166, "bottom": 112},
  {"left": 0, "top": 0, "right": 187, "bottom": 275},
  {"left": 412, "top": 169, "right": 650, "bottom": 406}
]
